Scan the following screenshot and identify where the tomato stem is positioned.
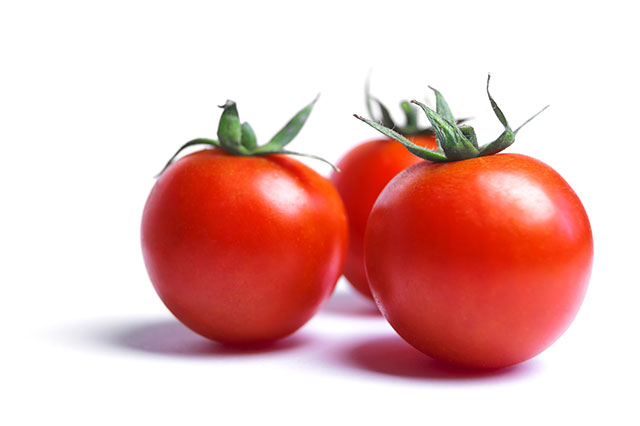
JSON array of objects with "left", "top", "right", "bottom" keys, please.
[
  {"left": 365, "top": 75, "right": 468, "bottom": 137},
  {"left": 356, "top": 75, "right": 549, "bottom": 163},
  {"left": 156, "top": 97, "right": 338, "bottom": 177}
]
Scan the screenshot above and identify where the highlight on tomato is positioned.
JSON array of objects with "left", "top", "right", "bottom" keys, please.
[
  {"left": 356, "top": 75, "right": 592, "bottom": 369},
  {"left": 141, "top": 98, "right": 348, "bottom": 344},
  {"left": 330, "top": 81, "right": 466, "bottom": 300}
]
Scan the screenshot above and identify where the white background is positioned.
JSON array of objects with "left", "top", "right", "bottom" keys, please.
[{"left": 1, "top": 0, "right": 638, "bottom": 424}]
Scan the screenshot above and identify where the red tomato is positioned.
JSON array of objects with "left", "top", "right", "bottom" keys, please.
[
  {"left": 365, "top": 153, "right": 593, "bottom": 368},
  {"left": 141, "top": 149, "right": 348, "bottom": 344},
  {"left": 331, "top": 135, "right": 437, "bottom": 299}
]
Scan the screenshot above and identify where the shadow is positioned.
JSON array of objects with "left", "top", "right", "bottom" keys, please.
[
  {"left": 86, "top": 318, "right": 312, "bottom": 358},
  {"left": 339, "top": 335, "right": 541, "bottom": 381},
  {"left": 321, "top": 290, "right": 381, "bottom": 318}
]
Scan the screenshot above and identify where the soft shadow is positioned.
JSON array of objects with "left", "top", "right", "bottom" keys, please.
[
  {"left": 89, "top": 318, "right": 311, "bottom": 358},
  {"left": 340, "top": 335, "right": 541, "bottom": 381},
  {"left": 321, "top": 290, "right": 381, "bottom": 318}
]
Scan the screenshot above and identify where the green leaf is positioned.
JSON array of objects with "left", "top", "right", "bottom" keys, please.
[
  {"left": 155, "top": 138, "right": 220, "bottom": 177},
  {"left": 355, "top": 75, "right": 548, "bottom": 163},
  {"left": 240, "top": 122, "right": 257, "bottom": 149},
  {"left": 217, "top": 100, "right": 242, "bottom": 149},
  {"left": 476, "top": 74, "right": 515, "bottom": 156},
  {"left": 255, "top": 95, "right": 318, "bottom": 153},
  {"left": 371, "top": 96, "right": 395, "bottom": 128},
  {"left": 365, "top": 77, "right": 395, "bottom": 128},
  {"left": 458, "top": 125, "right": 478, "bottom": 148},
  {"left": 365, "top": 76, "right": 376, "bottom": 121},
  {"left": 354, "top": 114, "right": 447, "bottom": 162},
  {"left": 411, "top": 100, "right": 478, "bottom": 160},
  {"left": 514, "top": 105, "right": 550, "bottom": 134},
  {"left": 486, "top": 74, "right": 510, "bottom": 129},
  {"left": 400, "top": 100, "right": 418, "bottom": 129},
  {"left": 477, "top": 75, "right": 549, "bottom": 157},
  {"left": 478, "top": 130, "right": 515, "bottom": 157},
  {"left": 478, "top": 105, "right": 549, "bottom": 157},
  {"left": 429, "top": 86, "right": 455, "bottom": 125}
]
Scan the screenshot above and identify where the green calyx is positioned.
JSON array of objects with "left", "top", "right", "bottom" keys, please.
[
  {"left": 356, "top": 74, "right": 550, "bottom": 163},
  {"left": 157, "top": 96, "right": 337, "bottom": 176},
  {"left": 365, "top": 77, "right": 468, "bottom": 137}
]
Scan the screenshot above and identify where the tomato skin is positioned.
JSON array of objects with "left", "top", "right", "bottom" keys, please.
[
  {"left": 141, "top": 149, "right": 348, "bottom": 344},
  {"left": 330, "top": 135, "right": 437, "bottom": 299},
  {"left": 364, "top": 153, "right": 593, "bottom": 368}
]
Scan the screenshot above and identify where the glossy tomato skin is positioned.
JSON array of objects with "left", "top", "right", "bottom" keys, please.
[
  {"left": 365, "top": 154, "right": 593, "bottom": 368},
  {"left": 330, "top": 135, "right": 437, "bottom": 299},
  {"left": 142, "top": 149, "right": 348, "bottom": 344}
]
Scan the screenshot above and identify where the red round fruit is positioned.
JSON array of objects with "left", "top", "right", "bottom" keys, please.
[
  {"left": 364, "top": 154, "right": 593, "bottom": 368},
  {"left": 142, "top": 149, "right": 347, "bottom": 344},
  {"left": 331, "top": 134, "right": 437, "bottom": 299}
]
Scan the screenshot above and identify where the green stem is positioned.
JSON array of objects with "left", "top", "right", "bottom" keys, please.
[
  {"left": 355, "top": 75, "right": 548, "bottom": 163},
  {"left": 156, "top": 97, "right": 337, "bottom": 177}
]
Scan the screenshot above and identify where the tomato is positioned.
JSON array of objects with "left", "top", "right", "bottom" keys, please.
[
  {"left": 330, "top": 134, "right": 437, "bottom": 299},
  {"left": 357, "top": 76, "right": 592, "bottom": 368},
  {"left": 142, "top": 149, "right": 347, "bottom": 344},
  {"left": 141, "top": 98, "right": 347, "bottom": 344},
  {"left": 364, "top": 154, "right": 593, "bottom": 368}
]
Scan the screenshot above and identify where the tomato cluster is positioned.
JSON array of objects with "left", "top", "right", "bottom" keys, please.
[{"left": 141, "top": 78, "right": 592, "bottom": 369}]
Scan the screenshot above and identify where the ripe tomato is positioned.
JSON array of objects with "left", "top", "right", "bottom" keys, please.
[
  {"left": 357, "top": 76, "right": 592, "bottom": 368},
  {"left": 142, "top": 98, "right": 347, "bottom": 344},
  {"left": 365, "top": 154, "right": 593, "bottom": 368},
  {"left": 142, "top": 149, "right": 347, "bottom": 344},
  {"left": 330, "top": 134, "right": 437, "bottom": 299}
]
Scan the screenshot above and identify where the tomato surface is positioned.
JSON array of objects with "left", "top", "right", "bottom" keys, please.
[
  {"left": 142, "top": 149, "right": 348, "bottom": 344},
  {"left": 364, "top": 153, "right": 593, "bottom": 368},
  {"left": 330, "top": 135, "right": 437, "bottom": 299}
]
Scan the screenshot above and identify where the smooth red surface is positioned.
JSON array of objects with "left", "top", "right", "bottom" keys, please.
[
  {"left": 364, "top": 154, "right": 593, "bottom": 368},
  {"left": 141, "top": 149, "right": 348, "bottom": 344},
  {"left": 330, "top": 135, "right": 437, "bottom": 299}
]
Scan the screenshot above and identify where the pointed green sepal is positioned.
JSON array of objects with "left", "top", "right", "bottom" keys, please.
[
  {"left": 474, "top": 75, "right": 515, "bottom": 156},
  {"left": 477, "top": 130, "right": 516, "bottom": 157},
  {"left": 217, "top": 101, "right": 243, "bottom": 150},
  {"left": 241, "top": 122, "right": 257, "bottom": 150},
  {"left": 459, "top": 124, "right": 478, "bottom": 148},
  {"left": 372, "top": 96, "right": 395, "bottom": 128},
  {"left": 365, "top": 76, "right": 395, "bottom": 128},
  {"left": 411, "top": 100, "right": 479, "bottom": 161},
  {"left": 155, "top": 138, "right": 220, "bottom": 177},
  {"left": 255, "top": 95, "right": 319, "bottom": 154},
  {"left": 365, "top": 76, "right": 459, "bottom": 137},
  {"left": 485, "top": 74, "right": 510, "bottom": 129},
  {"left": 429, "top": 86, "right": 455, "bottom": 125},
  {"left": 155, "top": 96, "right": 337, "bottom": 177},
  {"left": 355, "top": 75, "right": 548, "bottom": 163},
  {"left": 365, "top": 75, "right": 375, "bottom": 120},
  {"left": 514, "top": 105, "right": 550, "bottom": 134},
  {"left": 477, "top": 105, "right": 549, "bottom": 157},
  {"left": 353, "top": 114, "right": 447, "bottom": 162},
  {"left": 477, "top": 74, "right": 548, "bottom": 157},
  {"left": 400, "top": 100, "right": 418, "bottom": 130}
]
